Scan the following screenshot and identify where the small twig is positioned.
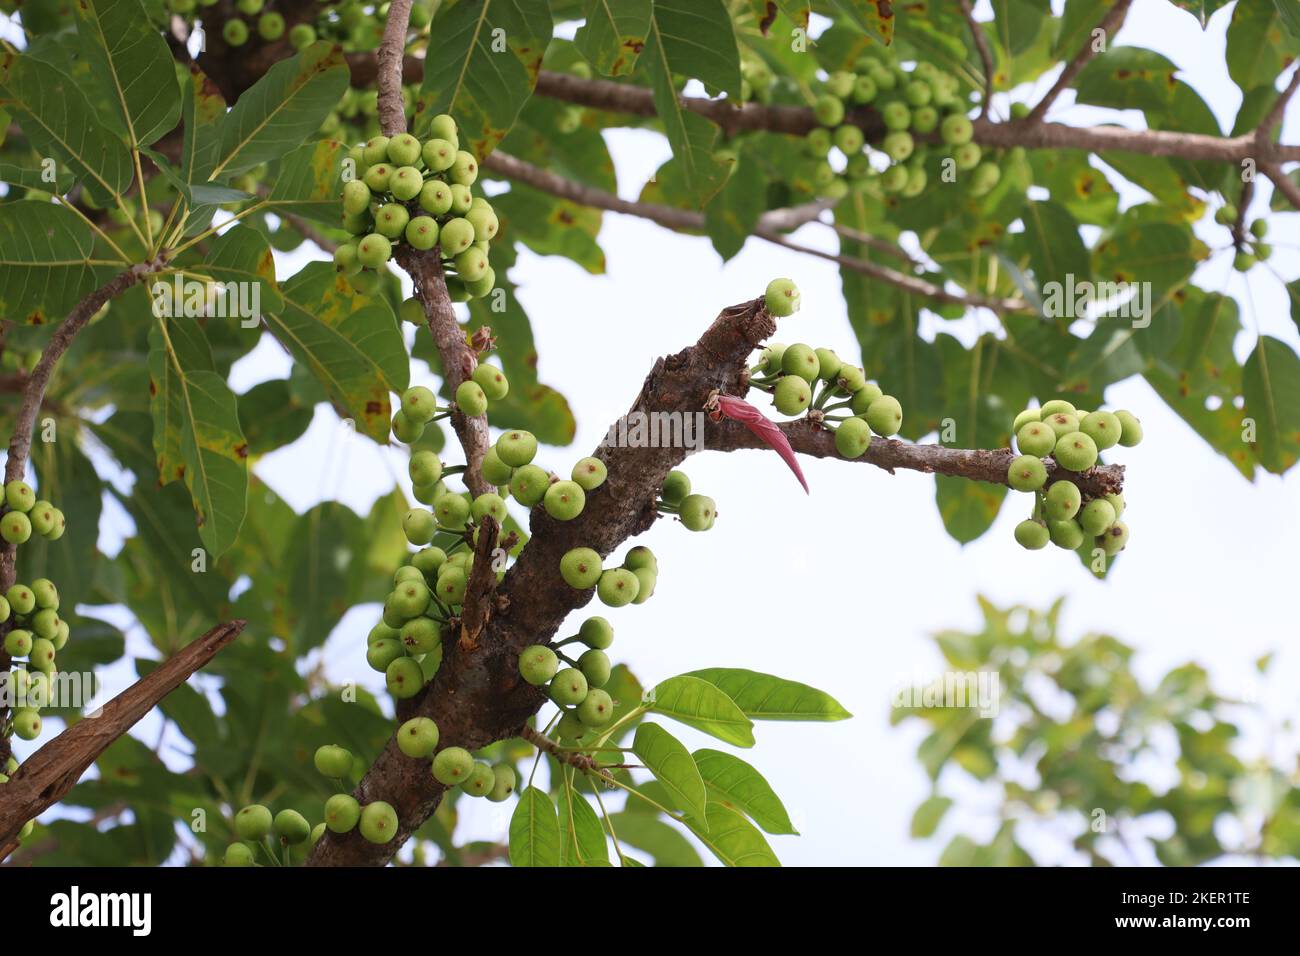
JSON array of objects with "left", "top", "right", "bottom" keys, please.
[
  {"left": 1258, "top": 62, "right": 1300, "bottom": 144},
  {"left": 459, "top": 515, "right": 500, "bottom": 651},
  {"left": 1262, "top": 162, "right": 1300, "bottom": 211},
  {"left": 375, "top": 0, "right": 414, "bottom": 137},
  {"left": 519, "top": 724, "right": 605, "bottom": 773},
  {"left": 958, "top": 0, "right": 995, "bottom": 119},
  {"left": 1026, "top": 0, "right": 1134, "bottom": 124},
  {"left": 484, "top": 151, "right": 1026, "bottom": 314}
]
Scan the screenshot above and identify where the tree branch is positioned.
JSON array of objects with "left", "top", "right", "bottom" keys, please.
[
  {"left": 375, "top": 0, "right": 414, "bottom": 138},
  {"left": 1262, "top": 161, "right": 1300, "bottom": 211},
  {"left": 1258, "top": 62, "right": 1300, "bottom": 143},
  {"left": 1026, "top": 0, "right": 1134, "bottom": 124},
  {"left": 483, "top": 150, "right": 1027, "bottom": 314},
  {"left": 0, "top": 620, "right": 245, "bottom": 856},
  {"left": 705, "top": 419, "right": 1125, "bottom": 498},
  {"left": 958, "top": 0, "right": 995, "bottom": 120}
]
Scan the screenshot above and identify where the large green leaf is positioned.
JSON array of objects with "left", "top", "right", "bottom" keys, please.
[
  {"left": 692, "top": 749, "right": 797, "bottom": 835},
  {"left": 648, "top": 675, "right": 755, "bottom": 747},
  {"left": 418, "top": 0, "right": 554, "bottom": 159},
  {"left": 686, "top": 667, "right": 853, "bottom": 721},
  {"left": 74, "top": 0, "right": 181, "bottom": 148},
  {"left": 641, "top": 1, "right": 730, "bottom": 204},
  {"left": 680, "top": 801, "right": 780, "bottom": 867},
  {"left": 831, "top": 0, "right": 896, "bottom": 44},
  {"left": 210, "top": 42, "right": 349, "bottom": 180},
  {"left": 266, "top": 139, "right": 346, "bottom": 225},
  {"left": 1092, "top": 219, "right": 1200, "bottom": 305},
  {"left": 0, "top": 201, "right": 119, "bottom": 324},
  {"left": 575, "top": 0, "right": 652, "bottom": 76},
  {"left": 0, "top": 51, "right": 133, "bottom": 204},
  {"left": 1243, "top": 336, "right": 1300, "bottom": 474},
  {"left": 509, "top": 786, "right": 561, "bottom": 866},
  {"left": 1022, "top": 200, "right": 1091, "bottom": 295},
  {"left": 147, "top": 321, "right": 249, "bottom": 557},
  {"left": 633, "top": 723, "right": 708, "bottom": 824},
  {"left": 606, "top": 812, "right": 701, "bottom": 866},
  {"left": 271, "top": 261, "right": 408, "bottom": 443},
  {"left": 179, "top": 65, "right": 225, "bottom": 185},
  {"left": 1226, "top": 0, "right": 1300, "bottom": 92},
  {"left": 558, "top": 778, "right": 609, "bottom": 865}
]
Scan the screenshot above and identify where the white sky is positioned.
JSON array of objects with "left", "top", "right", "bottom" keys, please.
[{"left": 10, "top": 0, "right": 1300, "bottom": 866}]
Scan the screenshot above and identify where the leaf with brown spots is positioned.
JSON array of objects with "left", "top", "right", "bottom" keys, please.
[{"left": 575, "top": 0, "right": 652, "bottom": 77}]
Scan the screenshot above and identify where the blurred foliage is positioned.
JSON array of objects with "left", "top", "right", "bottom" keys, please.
[{"left": 897, "top": 598, "right": 1300, "bottom": 866}]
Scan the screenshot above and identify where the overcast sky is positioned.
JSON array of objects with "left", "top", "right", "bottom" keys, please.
[{"left": 9, "top": 0, "right": 1299, "bottom": 866}]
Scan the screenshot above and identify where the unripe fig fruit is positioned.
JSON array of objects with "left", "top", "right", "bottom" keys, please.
[
  {"left": 572, "top": 457, "right": 607, "bottom": 491},
  {"left": 315, "top": 744, "right": 353, "bottom": 778},
  {"left": 781, "top": 343, "right": 820, "bottom": 382},
  {"left": 1008, "top": 455, "right": 1047, "bottom": 492},
  {"left": 623, "top": 545, "right": 657, "bottom": 572},
  {"left": 550, "top": 668, "right": 589, "bottom": 706},
  {"left": 386, "top": 657, "right": 424, "bottom": 699},
  {"left": 235, "top": 804, "right": 273, "bottom": 841},
  {"left": 1044, "top": 411, "right": 1079, "bottom": 438},
  {"left": 471, "top": 492, "right": 507, "bottom": 525},
  {"left": 400, "top": 616, "right": 440, "bottom": 654},
  {"left": 1053, "top": 431, "right": 1098, "bottom": 472},
  {"left": 1114, "top": 409, "right": 1143, "bottom": 446},
  {"left": 388, "top": 167, "right": 423, "bottom": 202},
  {"left": 367, "top": 638, "right": 406, "bottom": 673},
  {"left": 1045, "top": 479, "right": 1082, "bottom": 520},
  {"left": 435, "top": 493, "right": 470, "bottom": 529},
  {"left": 463, "top": 761, "right": 496, "bottom": 796},
  {"left": 866, "top": 395, "right": 903, "bottom": 436},
  {"left": 456, "top": 380, "right": 488, "bottom": 416},
  {"left": 1039, "top": 399, "right": 1076, "bottom": 417},
  {"left": 397, "top": 717, "right": 440, "bottom": 758},
  {"left": 274, "top": 809, "right": 311, "bottom": 845},
  {"left": 1079, "top": 498, "right": 1117, "bottom": 535},
  {"left": 405, "top": 216, "right": 439, "bottom": 250},
  {"left": 1049, "top": 518, "right": 1085, "bottom": 550},
  {"left": 419, "top": 180, "right": 453, "bottom": 215},
  {"left": 1105, "top": 492, "right": 1125, "bottom": 518},
  {"left": 519, "top": 645, "right": 559, "bottom": 686},
  {"left": 764, "top": 278, "right": 801, "bottom": 316},
  {"left": 496, "top": 430, "right": 538, "bottom": 467},
  {"left": 661, "top": 470, "right": 691, "bottom": 505},
  {"left": 560, "top": 548, "right": 603, "bottom": 589},
  {"left": 481, "top": 447, "right": 515, "bottom": 486},
  {"left": 403, "top": 507, "right": 436, "bottom": 546},
  {"left": 224, "top": 843, "right": 255, "bottom": 867},
  {"left": 679, "top": 494, "right": 716, "bottom": 531},
  {"left": 835, "top": 417, "right": 872, "bottom": 458},
  {"left": 439, "top": 217, "right": 476, "bottom": 254},
  {"left": 578, "top": 648, "right": 611, "bottom": 689},
  {"left": 813, "top": 94, "right": 845, "bottom": 127},
  {"left": 1016, "top": 421, "right": 1056, "bottom": 457},
  {"left": 432, "top": 747, "right": 475, "bottom": 787},
  {"left": 1014, "top": 519, "right": 1050, "bottom": 550},
  {"left": 472, "top": 363, "right": 510, "bottom": 400},
  {"left": 13, "top": 708, "right": 40, "bottom": 740},
  {"left": 940, "top": 113, "right": 973, "bottom": 146},
  {"left": 324, "top": 794, "right": 361, "bottom": 833},
  {"left": 773, "top": 375, "right": 812, "bottom": 416},
  {"left": 359, "top": 801, "right": 398, "bottom": 844},
  {"left": 1099, "top": 520, "right": 1129, "bottom": 555},
  {"left": 488, "top": 764, "right": 517, "bottom": 802},
  {"left": 409, "top": 450, "right": 442, "bottom": 487},
  {"left": 436, "top": 567, "right": 468, "bottom": 605},
  {"left": 544, "top": 480, "right": 586, "bottom": 521},
  {"left": 8, "top": 584, "right": 35, "bottom": 615},
  {"left": 1079, "top": 410, "right": 1121, "bottom": 450},
  {"left": 578, "top": 689, "right": 614, "bottom": 727},
  {"left": 356, "top": 233, "right": 392, "bottom": 268},
  {"left": 579, "top": 616, "right": 614, "bottom": 649},
  {"left": 597, "top": 568, "right": 640, "bottom": 607},
  {"left": 1, "top": 512, "right": 31, "bottom": 544}
]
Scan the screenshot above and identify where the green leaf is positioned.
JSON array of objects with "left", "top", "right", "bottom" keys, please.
[
  {"left": 685, "top": 667, "right": 852, "bottom": 721},
  {"left": 0, "top": 201, "right": 118, "bottom": 324},
  {"left": 417, "top": 0, "right": 554, "bottom": 159},
  {"left": 1092, "top": 219, "right": 1200, "bottom": 305},
  {"left": 147, "top": 321, "right": 249, "bottom": 557},
  {"left": 651, "top": 0, "right": 741, "bottom": 96},
  {"left": 179, "top": 65, "right": 226, "bottom": 185},
  {"left": 830, "top": 0, "right": 896, "bottom": 45},
  {"left": 1022, "top": 200, "right": 1090, "bottom": 294},
  {"left": 606, "top": 812, "right": 702, "bottom": 866},
  {"left": 558, "top": 778, "right": 609, "bottom": 865},
  {"left": 703, "top": 152, "right": 766, "bottom": 261},
  {"left": 692, "top": 749, "right": 797, "bottom": 835},
  {"left": 633, "top": 723, "right": 708, "bottom": 824},
  {"left": 0, "top": 51, "right": 133, "bottom": 204},
  {"left": 575, "top": 0, "right": 652, "bottom": 76},
  {"left": 1278, "top": 0, "right": 1300, "bottom": 39},
  {"left": 237, "top": 379, "right": 313, "bottom": 456},
  {"left": 1227, "top": 0, "right": 1300, "bottom": 93},
  {"left": 642, "top": 2, "right": 729, "bottom": 204},
  {"left": 509, "top": 786, "right": 561, "bottom": 866},
  {"left": 271, "top": 261, "right": 408, "bottom": 443},
  {"left": 74, "top": 0, "right": 181, "bottom": 148},
  {"left": 681, "top": 801, "right": 781, "bottom": 867},
  {"left": 211, "top": 42, "right": 350, "bottom": 180},
  {"left": 265, "top": 139, "right": 346, "bottom": 225},
  {"left": 911, "top": 794, "right": 953, "bottom": 838},
  {"left": 1242, "top": 336, "right": 1300, "bottom": 474},
  {"left": 936, "top": 475, "right": 1008, "bottom": 545},
  {"left": 187, "top": 224, "right": 285, "bottom": 314},
  {"left": 648, "top": 675, "right": 755, "bottom": 747}
]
